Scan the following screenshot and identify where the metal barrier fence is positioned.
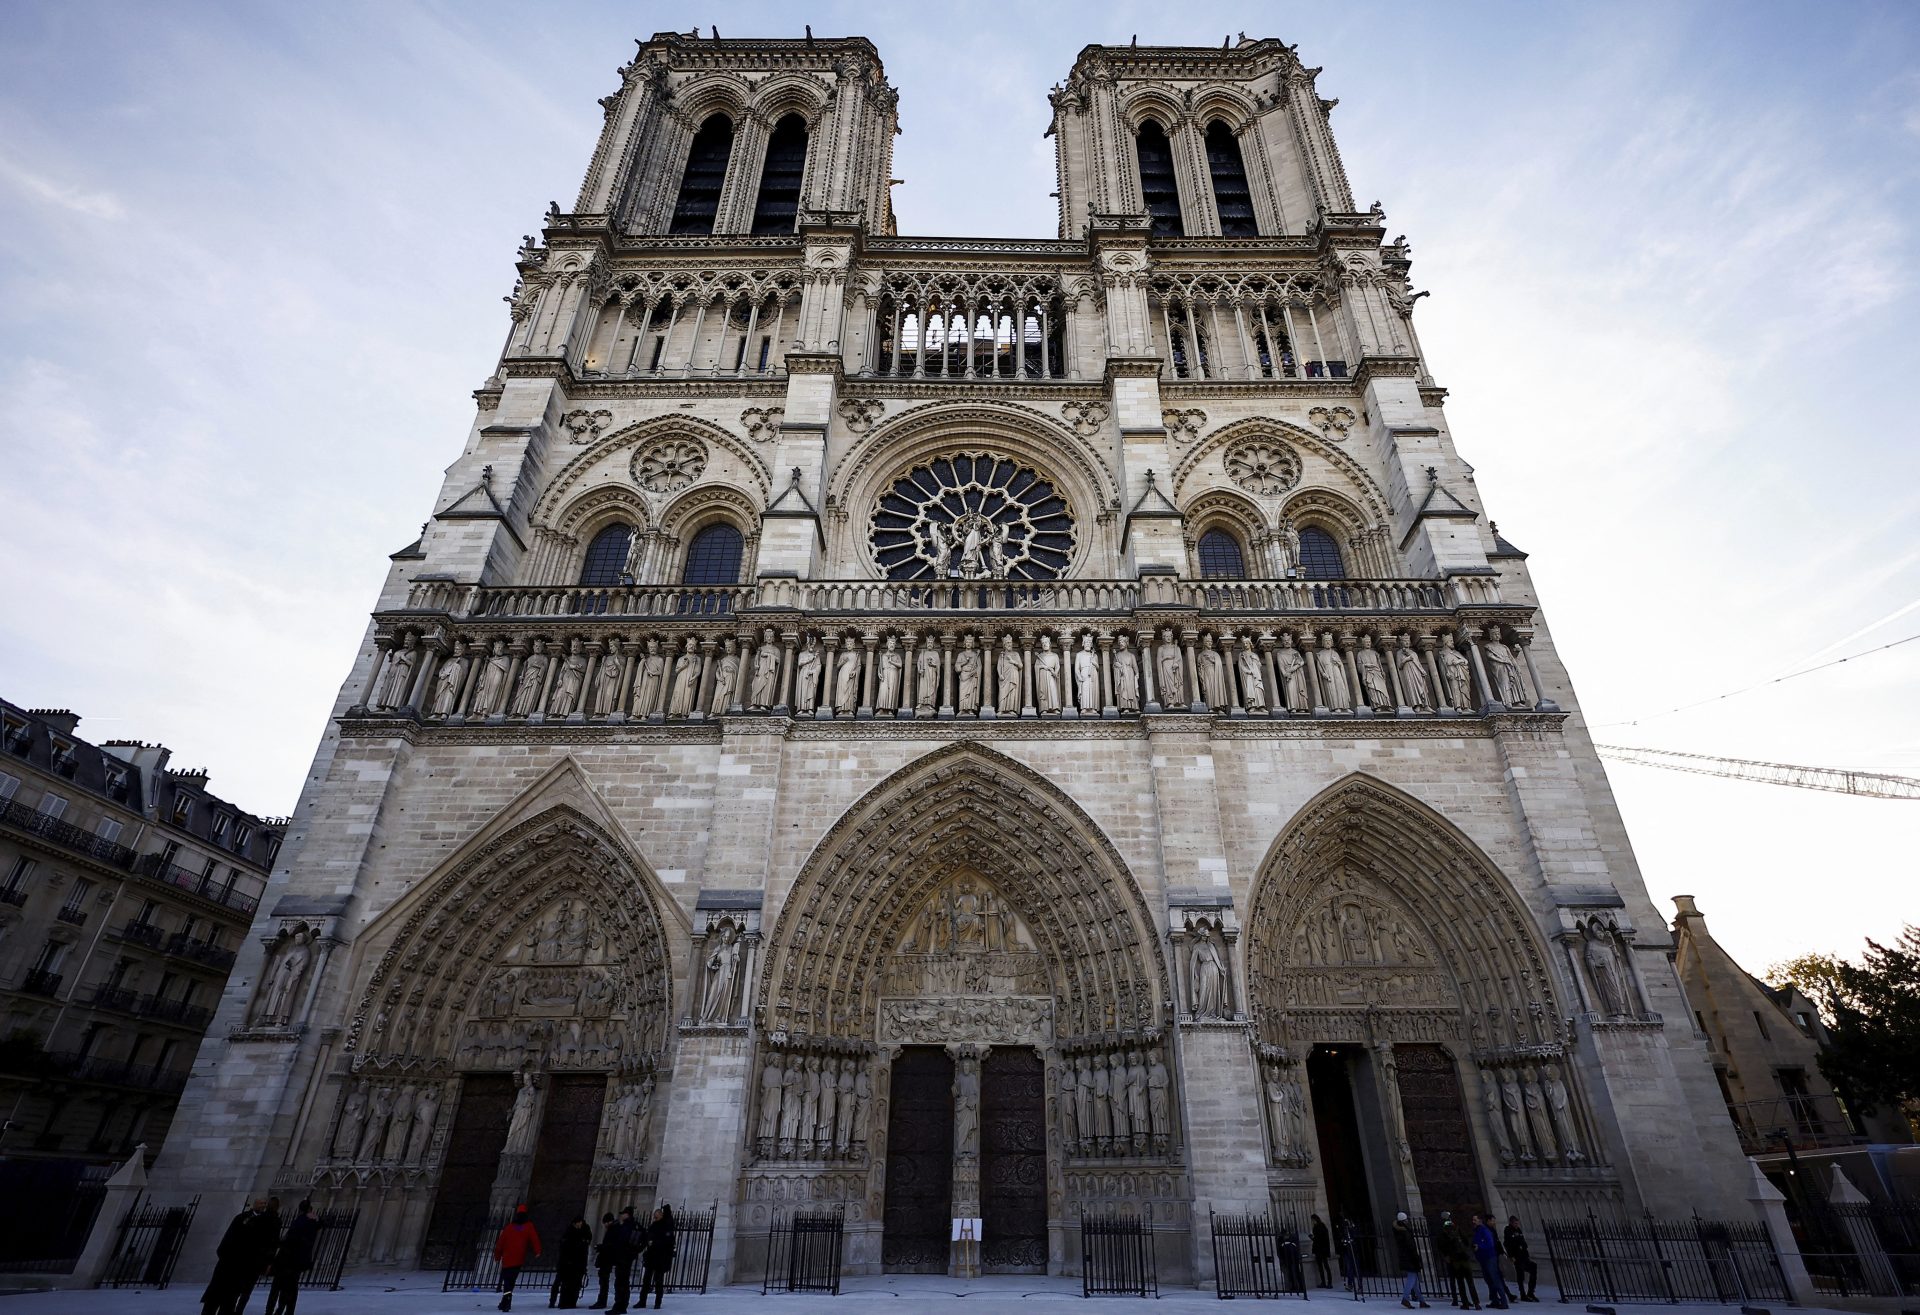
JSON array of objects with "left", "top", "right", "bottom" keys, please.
[
  {"left": 1541, "top": 1213, "right": 1789, "bottom": 1305},
  {"left": 665, "top": 1205, "right": 717, "bottom": 1294},
  {"left": 99, "top": 1195, "right": 200, "bottom": 1289},
  {"left": 1082, "top": 1210, "right": 1158, "bottom": 1298},
  {"left": 1210, "top": 1210, "right": 1306, "bottom": 1299},
  {"left": 301, "top": 1208, "right": 359, "bottom": 1290},
  {"left": 1798, "top": 1200, "right": 1920, "bottom": 1299},
  {"left": 762, "top": 1206, "right": 844, "bottom": 1294},
  {"left": 1334, "top": 1221, "right": 1437, "bottom": 1301},
  {"left": 0, "top": 1160, "right": 109, "bottom": 1274}
]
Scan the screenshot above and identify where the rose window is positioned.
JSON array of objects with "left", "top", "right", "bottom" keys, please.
[
  {"left": 633, "top": 439, "right": 707, "bottom": 493},
  {"left": 869, "top": 452, "right": 1075, "bottom": 581},
  {"left": 1226, "top": 440, "right": 1300, "bottom": 496}
]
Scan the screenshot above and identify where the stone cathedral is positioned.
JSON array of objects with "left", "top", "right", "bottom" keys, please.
[{"left": 150, "top": 32, "right": 1754, "bottom": 1284}]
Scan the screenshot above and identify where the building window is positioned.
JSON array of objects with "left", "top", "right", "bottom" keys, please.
[
  {"left": 1297, "top": 527, "right": 1346, "bottom": 579},
  {"left": 1168, "top": 323, "right": 1211, "bottom": 380},
  {"left": 670, "top": 114, "right": 733, "bottom": 235},
  {"left": 170, "top": 794, "right": 191, "bottom": 825},
  {"left": 60, "top": 877, "right": 92, "bottom": 917},
  {"left": 0, "top": 772, "right": 17, "bottom": 803},
  {"left": 40, "top": 793, "right": 68, "bottom": 821},
  {"left": 209, "top": 813, "right": 230, "bottom": 845},
  {"left": 93, "top": 818, "right": 122, "bottom": 845},
  {"left": 1135, "top": 120, "right": 1184, "bottom": 237},
  {"left": 104, "top": 767, "right": 128, "bottom": 801},
  {"left": 1752, "top": 1009, "right": 1771, "bottom": 1042},
  {"left": 1205, "top": 121, "right": 1257, "bottom": 236},
  {"left": 233, "top": 823, "right": 252, "bottom": 851},
  {"left": 681, "top": 524, "right": 744, "bottom": 586},
  {"left": 751, "top": 114, "right": 808, "bottom": 235},
  {"left": 2, "top": 856, "right": 33, "bottom": 895},
  {"left": 1197, "top": 529, "right": 1247, "bottom": 579},
  {"left": 578, "top": 524, "right": 635, "bottom": 587}
]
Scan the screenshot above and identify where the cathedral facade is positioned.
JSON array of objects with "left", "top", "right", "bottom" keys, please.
[{"left": 150, "top": 33, "right": 1753, "bottom": 1284}]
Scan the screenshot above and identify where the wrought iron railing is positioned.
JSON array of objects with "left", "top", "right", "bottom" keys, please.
[
  {"left": 1082, "top": 1210, "right": 1158, "bottom": 1297},
  {"left": 0, "top": 798, "right": 137, "bottom": 870},
  {"left": 99, "top": 1195, "right": 199, "bottom": 1288},
  {"left": 20, "top": 968, "right": 62, "bottom": 998},
  {"left": 1210, "top": 1210, "right": 1306, "bottom": 1299},
  {"left": 135, "top": 853, "right": 259, "bottom": 915},
  {"left": 1540, "top": 1212, "right": 1789, "bottom": 1305},
  {"left": 761, "top": 1206, "right": 844, "bottom": 1294}
]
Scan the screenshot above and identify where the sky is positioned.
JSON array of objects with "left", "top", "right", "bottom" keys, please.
[{"left": 0, "top": 1, "right": 1915, "bottom": 976}]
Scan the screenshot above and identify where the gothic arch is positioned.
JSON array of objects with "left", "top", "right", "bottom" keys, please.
[
  {"left": 756, "top": 743, "right": 1168, "bottom": 1042},
  {"left": 1245, "top": 773, "right": 1563, "bottom": 1055},
  {"left": 535, "top": 414, "right": 772, "bottom": 526},
  {"left": 1191, "top": 88, "right": 1262, "bottom": 133},
  {"left": 655, "top": 483, "right": 761, "bottom": 581},
  {"left": 1182, "top": 488, "right": 1268, "bottom": 576},
  {"left": 341, "top": 765, "right": 689, "bottom": 1071},
  {"left": 1116, "top": 84, "right": 1190, "bottom": 133},
  {"left": 1172, "top": 416, "right": 1388, "bottom": 520},
  {"left": 746, "top": 73, "right": 833, "bottom": 129},
  {"left": 669, "top": 74, "right": 752, "bottom": 130}
]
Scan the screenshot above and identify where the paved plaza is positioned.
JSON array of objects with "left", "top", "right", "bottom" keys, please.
[{"left": 0, "top": 1274, "right": 1857, "bottom": 1315}]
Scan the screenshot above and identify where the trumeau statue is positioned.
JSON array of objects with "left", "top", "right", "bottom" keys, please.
[
  {"left": 252, "top": 929, "right": 314, "bottom": 1028},
  {"left": 1356, "top": 634, "right": 1392, "bottom": 708},
  {"left": 590, "top": 638, "right": 625, "bottom": 717},
  {"left": 994, "top": 634, "right": 1021, "bottom": 712},
  {"left": 793, "top": 635, "right": 822, "bottom": 715},
  {"left": 1438, "top": 631, "right": 1472, "bottom": 708},
  {"left": 1315, "top": 633, "right": 1352, "bottom": 710},
  {"left": 430, "top": 641, "right": 468, "bottom": 716},
  {"left": 550, "top": 637, "right": 588, "bottom": 716},
  {"left": 1074, "top": 634, "right": 1100, "bottom": 713},
  {"left": 471, "top": 639, "right": 511, "bottom": 717},
  {"left": 509, "top": 642, "right": 549, "bottom": 716},
  {"left": 1190, "top": 928, "right": 1227, "bottom": 1018},
  {"left": 634, "top": 637, "right": 667, "bottom": 714},
  {"left": 1112, "top": 633, "right": 1140, "bottom": 712},
  {"left": 1583, "top": 923, "right": 1630, "bottom": 1016},
  {"left": 1483, "top": 624, "right": 1528, "bottom": 706},
  {"left": 955, "top": 634, "right": 982, "bottom": 714},
  {"left": 1197, "top": 633, "right": 1228, "bottom": 710},
  {"left": 914, "top": 639, "right": 940, "bottom": 713},
  {"left": 502, "top": 1072, "right": 540, "bottom": 1156},
  {"left": 1156, "top": 627, "right": 1186, "bottom": 707},
  {"left": 1276, "top": 633, "right": 1310, "bottom": 712},
  {"left": 667, "top": 637, "right": 702, "bottom": 716},
  {"left": 1237, "top": 640, "right": 1266, "bottom": 712},
  {"left": 1396, "top": 634, "right": 1433, "bottom": 711},
  {"left": 876, "top": 634, "right": 904, "bottom": 710},
  {"left": 709, "top": 637, "right": 739, "bottom": 715},
  {"left": 700, "top": 922, "right": 743, "bottom": 1022},
  {"left": 1033, "top": 634, "right": 1063, "bottom": 714},
  {"left": 834, "top": 639, "right": 862, "bottom": 713},
  {"left": 748, "top": 628, "right": 781, "bottom": 709},
  {"left": 373, "top": 635, "right": 416, "bottom": 711}
]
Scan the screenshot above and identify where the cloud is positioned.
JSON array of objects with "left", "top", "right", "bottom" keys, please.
[{"left": 0, "top": 150, "right": 124, "bottom": 220}]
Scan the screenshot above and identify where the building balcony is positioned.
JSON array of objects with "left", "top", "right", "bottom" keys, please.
[
  {"left": 110, "top": 919, "right": 163, "bottom": 949},
  {"left": 84, "top": 982, "right": 141, "bottom": 1014},
  {"left": 162, "top": 931, "right": 236, "bottom": 972},
  {"left": 0, "top": 798, "right": 136, "bottom": 871},
  {"left": 134, "top": 994, "right": 213, "bottom": 1029},
  {"left": 0, "top": 888, "right": 25, "bottom": 908},
  {"left": 42, "top": 1050, "right": 191, "bottom": 1094},
  {"left": 134, "top": 853, "right": 259, "bottom": 916},
  {"left": 53, "top": 905, "right": 87, "bottom": 927},
  {"left": 19, "top": 968, "right": 62, "bottom": 998},
  {"left": 1727, "top": 1094, "right": 1866, "bottom": 1155}
]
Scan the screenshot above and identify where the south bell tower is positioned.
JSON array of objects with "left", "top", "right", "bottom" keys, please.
[{"left": 149, "top": 31, "right": 1755, "bottom": 1291}]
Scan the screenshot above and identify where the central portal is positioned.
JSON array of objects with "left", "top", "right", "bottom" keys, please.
[
  {"left": 980, "top": 1047, "right": 1046, "bottom": 1273},
  {"left": 883, "top": 1047, "right": 954, "bottom": 1272}
]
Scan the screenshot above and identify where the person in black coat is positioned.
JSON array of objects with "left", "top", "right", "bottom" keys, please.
[
  {"left": 637, "top": 1205, "right": 676, "bottom": 1310},
  {"left": 1394, "top": 1212, "right": 1432, "bottom": 1310},
  {"left": 590, "top": 1213, "right": 616, "bottom": 1308},
  {"left": 606, "top": 1207, "right": 641, "bottom": 1315},
  {"left": 1503, "top": 1216, "right": 1539, "bottom": 1302},
  {"left": 552, "top": 1216, "right": 593, "bottom": 1308},
  {"left": 264, "top": 1200, "right": 319, "bottom": 1315},
  {"left": 201, "top": 1198, "right": 279, "bottom": 1315},
  {"left": 1310, "top": 1215, "right": 1332, "bottom": 1288},
  {"left": 1435, "top": 1213, "right": 1481, "bottom": 1310}
]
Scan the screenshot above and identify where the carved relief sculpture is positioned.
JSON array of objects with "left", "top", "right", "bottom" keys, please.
[
  {"left": 1074, "top": 634, "right": 1100, "bottom": 714},
  {"left": 667, "top": 636, "right": 702, "bottom": 716},
  {"left": 550, "top": 638, "right": 588, "bottom": 716},
  {"left": 1276, "top": 633, "right": 1310, "bottom": 712},
  {"left": 793, "top": 635, "right": 822, "bottom": 715},
  {"left": 1112, "top": 634, "right": 1141, "bottom": 713},
  {"left": 955, "top": 635, "right": 982, "bottom": 715},
  {"left": 471, "top": 639, "right": 511, "bottom": 717},
  {"left": 429, "top": 641, "right": 468, "bottom": 716},
  {"left": 834, "top": 639, "right": 862, "bottom": 714},
  {"left": 876, "top": 635, "right": 904, "bottom": 711},
  {"left": 509, "top": 642, "right": 549, "bottom": 716},
  {"left": 1315, "top": 633, "right": 1352, "bottom": 710},
  {"left": 709, "top": 638, "right": 739, "bottom": 715},
  {"left": 749, "top": 628, "right": 781, "bottom": 710},
  {"left": 1438, "top": 632, "right": 1471, "bottom": 708},
  {"left": 1033, "top": 634, "right": 1063, "bottom": 714},
  {"left": 993, "top": 634, "right": 1021, "bottom": 713},
  {"left": 1396, "top": 635, "right": 1433, "bottom": 712},
  {"left": 1197, "top": 633, "right": 1229, "bottom": 711},
  {"left": 1356, "top": 635, "right": 1392, "bottom": 709},
  {"left": 1156, "top": 628, "right": 1186, "bottom": 708},
  {"left": 914, "top": 639, "right": 940, "bottom": 714},
  {"left": 590, "top": 639, "right": 625, "bottom": 717},
  {"left": 1482, "top": 625, "right": 1528, "bottom": 707}
]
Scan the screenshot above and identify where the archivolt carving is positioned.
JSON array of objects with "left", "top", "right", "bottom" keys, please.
[
  {"left": 756, "top": 744, "right": 1167, "bottom": 1043},
  {"left": 1171, "top": 416, "right": 1388, "bottom": 520},
  {"left": 535, "top": 414, "right": 771, "bottom": 526},
  {"left": 344, "top": 804, "right": 676, "bottom": 1072},
  {"left": 1187, "top": 86, "right": 1263, "bottom": 133},
  {"left": 655, "top": 482, "right": 761, "bottom": 539},
  {"left": 828, "top": 400, "right": 1117, "bottom": 513},
  {"left": 666, "top": 73, "right": 753, "bottom": 129},
  {"left": 1280, "top": 487, "right": 1372, "bottom": 539},
  {"left": 746, "top": 71, "right": 834, "bottom": 127},
  {"left": 1181, "top": 489, "right": 1266, "bottom": 550},
  {"left": 1246, "top": 774, "right": 1563, "bottom": 1056}
]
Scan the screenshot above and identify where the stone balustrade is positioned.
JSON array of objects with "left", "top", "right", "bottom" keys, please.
[
  {"left": 402, "top": 573, "right": 1502, "bottom": 619},
  {"left": 356, "top": 581, "right": 1558, "bottom": 725}
]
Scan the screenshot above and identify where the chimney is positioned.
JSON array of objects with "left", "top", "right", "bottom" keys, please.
[
  {"left": 103, "top": 740, "right": 172, "bottom": 779},
  {"left": 1671, "top": 894, "right": 1702, "bottom": 920},
  {"left": 28, "top": 708, "right": 79, "bottom": 737}
]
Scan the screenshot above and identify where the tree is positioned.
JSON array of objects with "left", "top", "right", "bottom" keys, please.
[
  {"left": 1767, "top": 951, "right": 1852, "bottom": 1023},
  {"left": 1811, "top": 926, "right": 1920, "bottom": 1116}
]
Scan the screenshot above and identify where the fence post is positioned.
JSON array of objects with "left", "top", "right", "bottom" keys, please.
[
  {"left": 70, "top": 1145, "right": 146, "bottom": 1289},
  {"left": 1825, "top": 1165, "right": 1898, "bottom": 1297},
  {"left": 1745, "top": 1157, "right": 1815, "bottom": 1305}
]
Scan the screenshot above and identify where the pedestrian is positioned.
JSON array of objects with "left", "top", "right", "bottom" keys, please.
[
  {"left": 1435, "top": 1212, "right": 1481, "bottom": 1310},
  {"left": 263, "top": 1201, "right": 319, "bottom": 1315},
  {"left": 1502, "top": 1216, "right": 1539, "bottom": 1302},
  {"left": 552, "top": 1215, "right": 593, "bottom": 1308},
  {"left": 1394, "top": 1211, "right": 1431, "bottom": 1310},
  {"left": 1311, "top": 1214, "right": 1332, "bottom": 1288},
  {"left": 637, "top": 1204, "right": 676, "bottom": 1310},
  {"left": 494, "top": 1204, "right": 543, "bottom": 1312},
  {"left": 607, "top": 1206, "right": 640, "bottom": 1314},
  {"left": 200, "top": 1197, "right": 279, "bottom": 1315},
  {"left": 1336, "top": 1215, "right": 1358, "bottom": 1291},
  {"left": 1471, "top": 1213, "right": 1511, "bottom": 1309},
  {"left": 590, "top": 1212, "right": 617, "bottom": 1308}
]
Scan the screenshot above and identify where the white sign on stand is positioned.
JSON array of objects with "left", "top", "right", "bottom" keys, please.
[{"left": 951, "top": 1217, "right": 983, "bottom": 1278}]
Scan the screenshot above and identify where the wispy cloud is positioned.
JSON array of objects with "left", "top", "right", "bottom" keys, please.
[{"left": 0, "top": 149, "right": 124, "bottom": 219}]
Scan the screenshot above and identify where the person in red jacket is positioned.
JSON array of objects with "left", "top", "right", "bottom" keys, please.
[{"left": 493, "top": 1206, "right": 542, "bottom": 1312}]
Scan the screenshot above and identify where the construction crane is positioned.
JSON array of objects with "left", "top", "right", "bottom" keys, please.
[{"left": 1594, "top": 744, "right": 1920, "bottom": 800}]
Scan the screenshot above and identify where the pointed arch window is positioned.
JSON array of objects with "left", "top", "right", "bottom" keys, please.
[
  {"left": 1135, "top": 120, "right": 1184, "bottom": 238},
  {"left": 580, "top": 523, "right": 635, "bottom": 586},
  {"left": 751, "top": 114, "right": 809, "bottom": 235},
  {"left": 1197, "top": 529, "right": 1247, "bottom": 579},
  {"left": 1206, "top": 121, "right": 1258, "bottom": 236},
  {"left": 1297, "top": 526, "right": 1346, "bottom": 580},
  {"left": 681, "top": 523, "right": 744, "bottom": 586},
  {"left": 670, "top": 114, "right": 733, "bottom": 235}
]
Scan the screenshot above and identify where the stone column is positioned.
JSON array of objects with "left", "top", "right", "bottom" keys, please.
[
  {"left": 1180, "top": 630, "right": 1202, "bottom": 713},
  {"left": 775, "top": 630, "right": 797, "bottom": 716},
  {"left": 1339, "top": 634, "right": 1365, "bottom": 714},
  {"left": 859, "top": 633, "right": 878, "bottom": 717}
]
